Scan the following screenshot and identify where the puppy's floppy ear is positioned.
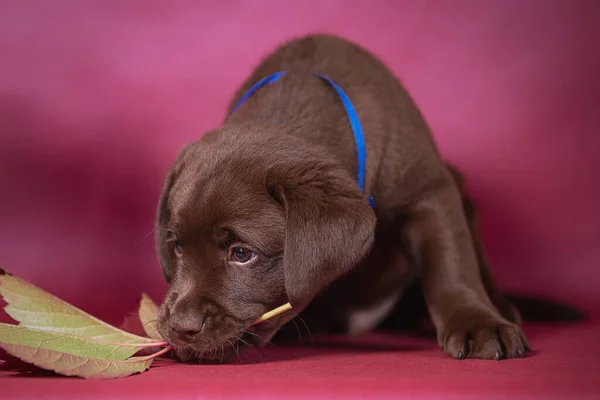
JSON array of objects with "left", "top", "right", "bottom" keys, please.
[{"left": 267, "top": 162, "right": 377, "bottom": 311}]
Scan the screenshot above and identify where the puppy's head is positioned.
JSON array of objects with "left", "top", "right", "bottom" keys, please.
[{"left": 155, "top": 125, "right": 376, "bottom": 362}]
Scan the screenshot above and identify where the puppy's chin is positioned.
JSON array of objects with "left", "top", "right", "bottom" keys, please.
[
  {"left": 168, "top": 315, "right": 294, "bottom": 364},
  {"left": 170, "top": 328, "right": 270, "bottom": 364}
]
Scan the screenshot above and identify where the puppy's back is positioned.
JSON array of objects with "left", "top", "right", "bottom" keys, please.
[{"left": 226, "top": 34, "right": 447, "bottom": 213}]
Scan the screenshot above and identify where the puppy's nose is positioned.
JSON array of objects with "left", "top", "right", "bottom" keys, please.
[{"left": 169, "top": 313, "right": 206, "bottom": 343}]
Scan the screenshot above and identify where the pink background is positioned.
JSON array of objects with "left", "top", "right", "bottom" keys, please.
[{"left": 1, "top": 0, "right": 599, "bottom": 328}]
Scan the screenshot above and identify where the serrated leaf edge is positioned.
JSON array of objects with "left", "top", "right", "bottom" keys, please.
[
  {"left": 0, "top": 341, "right": 171, "bottom": 379},
  {"left": 0, "top": 273, "right": 162, "bottom": 344}
]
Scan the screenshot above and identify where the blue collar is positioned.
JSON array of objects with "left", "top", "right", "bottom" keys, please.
[{"left": 230, "top": 71, "right": 375, "bottom": 208}]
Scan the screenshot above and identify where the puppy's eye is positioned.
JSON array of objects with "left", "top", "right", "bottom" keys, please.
[
  {"left": 174, "top": 241, "right": 183, "bottom": 255},
  {"left": 230, "top": 247, "right": 256, "bottom": 264}
]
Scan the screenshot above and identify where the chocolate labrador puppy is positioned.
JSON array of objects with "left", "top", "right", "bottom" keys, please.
[{"left": 155, "top": 34, "right": 530, "bottom": 362}]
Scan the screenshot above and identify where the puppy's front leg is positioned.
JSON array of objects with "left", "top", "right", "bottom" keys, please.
[{"left": 403, "top": 180, "right": 529, "bottom": 360}]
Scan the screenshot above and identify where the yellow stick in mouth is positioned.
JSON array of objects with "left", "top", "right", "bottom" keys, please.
[{"left": 252, "top": 302, "right": 292, "bottom": 325}]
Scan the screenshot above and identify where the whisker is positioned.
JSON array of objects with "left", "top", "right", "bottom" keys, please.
[
  {"left": 242, "top": 330, "right": 280, "bottom": 348},
  {"left": 237, "top": 335, "right": 252, "bottom": 348},
  {"left": 228, "top": 338, "right": 241, "bottom": 362},
  {"left": 292, "top": 318, "right": 303, "bottom": 343},
  {"left": 242, "top": 330, "right": 263, "bottom": 340},
  {"left": 220, "top": 344, "right": 224, "bottom": 364},
  {"left": 297, "top": 315, "right": 314, "bottom": 343},
  {"left": 133, "top": 228, "right": 156, "bottom": 247}
]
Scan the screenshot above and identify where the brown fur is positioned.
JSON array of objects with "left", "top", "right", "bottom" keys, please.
[{"left": 155, "top": 34, "right": 529, "bottom": 362}]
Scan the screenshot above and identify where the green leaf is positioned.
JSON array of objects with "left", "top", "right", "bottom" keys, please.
[
  {"left": 0, "top": 265, "right": 295, "bottom": 379},
  {"left": 0, "top": 267, "right": 160, "bottom": 345},
  {"left": 0, "top": 266, "right": 171, "bottom": 379},
  {"left": 0, "top": 339, "right": 169, "bottom": 379},
  {"left": 0, "top": 323, "right": 158, "bottom": 360},
  {"left": 138, "top": 293, "right": 163, "bottom": 341}
]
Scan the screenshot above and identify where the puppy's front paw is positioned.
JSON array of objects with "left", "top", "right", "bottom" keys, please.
[{"left": 440, "top": 310, "right": 531, "bottom": 360}]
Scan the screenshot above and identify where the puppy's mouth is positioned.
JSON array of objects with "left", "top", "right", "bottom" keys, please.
[
  {"left": 173, "top": 335, "right": 249, "bottom": 364},
  {"left": 158, "top": 303, "right": 294, "bottom": 363},
  {"left": 169, "top": 327, "right": 270, "bottom": 364}
]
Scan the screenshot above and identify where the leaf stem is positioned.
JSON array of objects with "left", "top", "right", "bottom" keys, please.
[
  {"left": 146, "top": 345, "right": 172, "bottom": 360},
  {"left": 252, "top": 303, "right": 292, "bottom": 325}
]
